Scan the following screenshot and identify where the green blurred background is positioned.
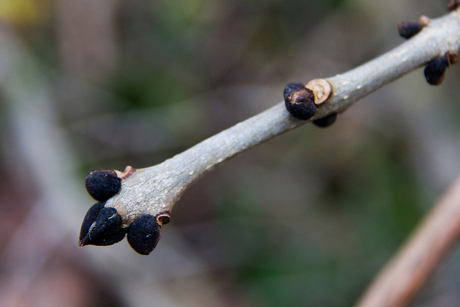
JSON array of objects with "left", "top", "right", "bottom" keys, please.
[{"left": 1, "top": 0, "right": 460, "bottom": 306}]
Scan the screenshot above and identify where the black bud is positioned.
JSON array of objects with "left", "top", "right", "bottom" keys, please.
[
  {"left": 424, "top": 51, "right": 459, "bottom": 85},
  {"left": 127, "top": 215, "right": 161, "bottom": 255},
  {"left": 79, "top": 206, "right": 125, "bottom": 247},
  {"left": 85, "top": 170, "right": 121, "bottom": 202},
  {"left": 92, "top": 208, "right": 122, "bottom": 237},
  {"left": 313, "top": 113, "right": 337, "bottom": 128},
  {"left": 424, "top": 56, "right": 449, "bottom": 85},
  {"left": 82, "top": 228, "right": 126, "bottom": 246},
  {"left": 79, "top": 202, "right": 104, "bottom": 242},
  {"left": 284, "top": 82, "right": 317, "bottom": 120},
  {"left": 397, "top": 21, "right": 424, "bottom": 39}
]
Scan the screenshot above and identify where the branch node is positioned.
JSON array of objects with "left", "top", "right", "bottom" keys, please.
[{"left": 306, "top": 78, "right": 333, "bottom": 105}]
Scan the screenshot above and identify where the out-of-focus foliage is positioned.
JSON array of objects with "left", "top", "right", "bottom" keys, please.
[
  {"left": 0, "top": 0, "right": 51, "bottom": 25},
  {"left": 1, "top": 0, "right": 460, "bottom": 307}
]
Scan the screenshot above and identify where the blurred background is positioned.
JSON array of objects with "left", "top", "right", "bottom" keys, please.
[{"left": 1, "top": 0, "right": 460, "bottom": 306}]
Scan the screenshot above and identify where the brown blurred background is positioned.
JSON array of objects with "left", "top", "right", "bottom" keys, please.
[{"left": 1, "top": 0, "right": 460, "bottom": 306}]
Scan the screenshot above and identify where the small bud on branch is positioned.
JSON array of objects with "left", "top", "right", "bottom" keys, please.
[{"left": 79, "top": 11, "right": 460, "bottom": 254}]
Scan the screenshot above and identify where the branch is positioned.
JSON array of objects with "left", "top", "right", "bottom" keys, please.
[
  {"left": 80, "top": 10, "right": 460, "bottom": 254},
  {"left": 355, "top": 175, "right": 460, "bottom": 307}
]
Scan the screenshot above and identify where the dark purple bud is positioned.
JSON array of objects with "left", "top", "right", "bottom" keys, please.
[
  {"left": 81, "top": 229, "right": 126, "bottom": 247},
  {"left": 284, "top": 82, "right": 317, "bottom": 120},
  {"left": 313, "top": 113, "right": 337, "bottom": 128},
  {"left": 85, "top": 170, "right": 121, "bottom": 202},
  {"left": 79, "top": 206, "right": 125, "bottom": 247},
  {"left": 424, "top": 56, "right": 449, "bottom": 85},
  {"left": 79, "top": 202, "right": 104, "bottom": 242},
  {"left": 127, "top": 215, "right": 161, "bottom": 255},
  {"left": 397, "top": 21, "right": 425, "bottom": 39},
  {"left": 424, "top": 51, "right": 459, "bottom": 85}
]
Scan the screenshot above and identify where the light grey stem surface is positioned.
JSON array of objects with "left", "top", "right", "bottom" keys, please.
[{"left": 107, "top": 11, "right": 460, "bottom": 227}]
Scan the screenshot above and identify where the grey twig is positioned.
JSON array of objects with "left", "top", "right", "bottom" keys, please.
[{"left": 103, "top": 11, "right": 460, "bottom": 233}]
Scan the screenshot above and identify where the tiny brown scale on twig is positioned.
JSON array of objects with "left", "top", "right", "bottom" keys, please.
[
  {"left": 115, "top": 165, "right": 135, "bottom": 179},
  {"left": 157, "top": 212, "right": 171, "bottom": 225},
  {"left": 446, "top": 50, "right": 459, "bottom": 65}
]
